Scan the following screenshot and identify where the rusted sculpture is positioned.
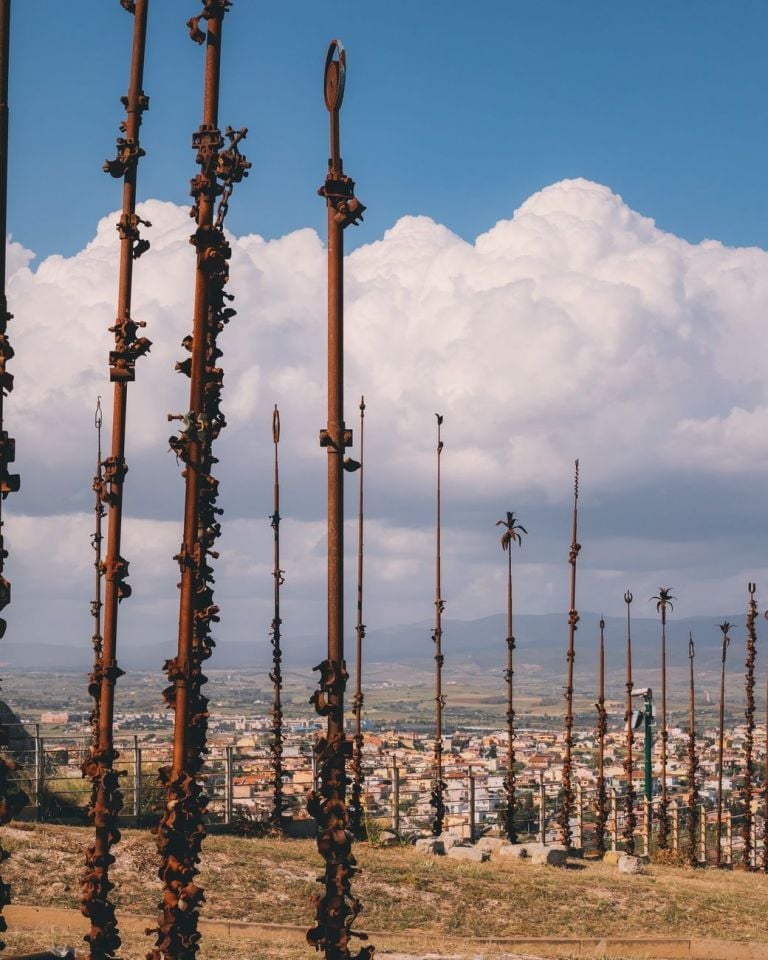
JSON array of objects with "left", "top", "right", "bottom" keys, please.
[
  {"left": 651, "top": 587, "right": 675, "bottom": 851},
  {"left": 430, "top": 413, "right": 447, "bottom": 838},
  {"left": 742, "top": 584, "right": 757, "bottom": 869},
  {"left": 595, "top": 616, "right": 608, "bottom": 854},
  {"left": 269, "top": 405, "right": 285, "bottom": 829},
  {"left": 150, "top": 4, "right": 249, "bottom": 958},
  {"left": 81, "top": 3, "right": 152, "bottom": 957},
  {"left": 87, "top": 399, "right": 106, "bottom": 749},
  {"left": 349, "top": 397, "right": 366, "bottom": 839},
  {"left": 306, "top": 39, "right": 371, "bottom": 960},
  {"left": 715, "top": 621, "right": 731, "bottom": 868},
  {"left": 497, "top": 511, "right": 526, "bottom": 843},
  {"left": 558, "top": 460, "right": 580, "bottom": 849},
  {"left": 0, "top": 1, "right": 26, "bottom": 949},
  {"left": 623, "top": 591, "right": 636, "bottom": 854},
  {"left": 687, "top": 632, "right": 698, "bottom": 867}
]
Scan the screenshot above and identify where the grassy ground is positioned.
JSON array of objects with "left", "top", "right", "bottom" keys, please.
[{"left": 2, "top": 823, "right": 768, "bottom": 956}]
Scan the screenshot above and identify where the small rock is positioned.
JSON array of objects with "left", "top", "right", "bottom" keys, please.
[
  {"left": 447, "top": 845, "right": 490, "bottom": 862},
  {"left": 414, "top": 837, "right": 444, "bottom": 856},
  {"left": 617, "top": 854, "right": 645, "bottom": 874},
  {"left": 530, "top": 844, "right": 568, "bottom": 866},
  {"left": 376, "top": 830, "right": 400, "bottom": 847},
  {"left": 497, "top": 843, "right": 528, "bottom": 858}
]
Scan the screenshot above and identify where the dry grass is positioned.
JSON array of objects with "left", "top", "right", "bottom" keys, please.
[{"left": 2, "top": 822, "right": 768, "bottom": 956}]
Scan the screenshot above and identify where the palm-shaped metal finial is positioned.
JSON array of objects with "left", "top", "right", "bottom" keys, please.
[
  {"left": 652, "top": 587, "right": 676, "bottom": 617},
  {"left": 496, "top": 512, "right": 527, "bottom": 552}
]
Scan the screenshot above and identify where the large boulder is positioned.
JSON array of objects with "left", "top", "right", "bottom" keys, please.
[
  {"left": 447, "top": 845, "right": 489, "bottom": 863},
  {"left": 441, "top": 832, "right": 463, "bottom": 851},
  {"left": 475, "top": 836, "right": 507, "bottom": 853},
  {"left": 497, "top": 843, "right": 528, "bottom": 858},
  {"left": 602, "top": 849, "right": 622, "bottom": 864},
  {"left": 530, "top": 844, "right": 568, "bottom": 867},
  {"left": 415, "top": 837, "right": 444, "bottom": 856}
]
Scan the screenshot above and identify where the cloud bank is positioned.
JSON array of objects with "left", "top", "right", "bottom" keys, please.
[{"left": 4, "top": 178, "right": 768, "bottom": 652}]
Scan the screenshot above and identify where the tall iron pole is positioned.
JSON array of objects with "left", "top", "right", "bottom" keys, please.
[
  {"left": 349, "top": 396, "right": 366, "bottom": 839},
  {"left": 497, "top": 512, "right": 526, "bottom": 843},
  {"left": 558, "top": 460, "right": 580, "bottom": 849},
  {"left": 151, "top": 4, "right": 249, "bottom": 958},
  {"left": 763, "top": 675, "right": 768, "bottom": 873},
  {"left": 623, "top": 591, "right": 636, "bottom": 854},
  {"left": 307, "top": 39, "right": 371, "bottom": 960},
  {"left": 716, "top": 621, "right": 731, "bottom": 868},
  {"left": 430, "top": 413, "right": 446, "bottom": 838},
  {"left": 81, "top": 3, "right": 151, "bottom": 957},
  {"left": 595, "top": 616, "right": 608, "bottom": 854},
  {"left": 743, "top": 583, "right": 757, "bottom": 869},
  {"left": 268, "top": 405, "right": 285, "bottom": 829},
  {"left": 652, "top": 587, "right": 675, "bottom": 850},
  {"left": 687, "top": 632, "right": 698, "bottom": 867},
  {"left": 87, "top": 398, "right": 106, "bottom": 751}
]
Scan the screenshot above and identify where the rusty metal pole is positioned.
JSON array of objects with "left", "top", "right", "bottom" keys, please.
[
  {"left": 743, "top": 584, "right": 757, "bottom": 869},
  {"left": 349, "top": 397, "right": 366, "bottom": 839},
  {"left": 87, "top": 399, "right": 106, "bottom": 749},
  {"left": 687, "top": 632, "right": 698, "bottom": 867},
  {"left": 595, "top": 616, "right": 608, "bottom": 855},
  {"left": 623, "top": 591, "right": 636, "bottom": 854},
  {"left": 81, "top": 3, "right": 152, "bottom": 957},
  {"left": 150, "top": 5, "right": 249, "bottom": 958},
  {"left": 0, "top": 1, "right": 27, "bottom": 950},
  {"left": 558, "top": 460, "right": 580, "bottom": 850},
  {"left": 497, "top": 512, "right": 526, "bottom": 844},
  {"left": 430, "top": 413, "right": 447, "bottom": 838},
  {"left": 652, "top": 587, "right": 675, "bottom": 850},
  {"left": 715, "top": 621, "right": 730, "bottom": 868},
  {"left": 764, "top": 675, "right": 768, "bottom": 873},
  {"left": 268, "top": 405, "right": 285, "bottom": 829},
  {"left": 307, "top": 39, "right": 370, "bottom": 960}
]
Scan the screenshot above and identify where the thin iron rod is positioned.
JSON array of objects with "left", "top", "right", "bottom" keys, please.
[
  {"left": 269, "top": 405, "right": 285, "bottom": 829},
  {"left": 430, "top": 414, "right": 446, "bottom": 837},
  {"left": 743, "top": 584, "right": 757, "bottom": 868},
  {"left": 687, "top": 632, "right": 698, "bottom": 866},
  {"left": 595, "top": 616, "right": 608, "bottom": 853},
  {"left": 623, "top": 591, "right": 636, "bottom": 853},
  {"left": 349, "top": 397, "right": 366, "bottom": 838},
  {"left": 716, "top": 621, "right": 730, "bottom": 867}
]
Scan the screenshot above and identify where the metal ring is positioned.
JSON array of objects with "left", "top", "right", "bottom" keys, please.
[{"left": 324, "top": 39, "right": 346, "bottom": 112}]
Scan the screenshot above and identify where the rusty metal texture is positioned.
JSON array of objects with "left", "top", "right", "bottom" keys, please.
[
  {"left": 87, "top": 398, "right": 106, "bottom": 754},
  {"left": 80, "top": 3, "right": 151, "bottom": 956},
  {"left": 595, "top": 616, "right": 608, "bottom": 854},
  {"left": 623, "top": 591, "right": 636, "bottom": 854},
  {"left": 429, "top": 413, "right": 446, "bottom": 839},
  {"left": 651, "top": 587, "right": 675, "bottom": 851},
  {"left": 348, "top": 397, "right": 366, "bottom": 840},
  {"left": 497, "top": 512, "right": 526, "bottom": 844},
  {"left": 307, "top": 39, "right": 371, "bottom": 960},
  {"left": 742, "top": 583, "right": 757, "bottom": 869},
  {"left": 557, "top": 460, "right": 580, "bottom": 849},
  {"left": 0, "top": 1, "right": 27, "bottom": 950},
  {"left": 687, "top": 632, "right": 698, "bottom": 867},
  {"left": 715, "top": 621, "right": 731, "bottom": 868},
  {"left": 149, "top": 4, "right": 249, "bottom": 958},
  {"left": 269, "top": 405, "right": 286, "bottom": 829},
  {"left": 764, "top": 674, "right": 768, "bottom": 873}
]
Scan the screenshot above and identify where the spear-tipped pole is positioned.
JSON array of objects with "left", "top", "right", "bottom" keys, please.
[
  {"left": 652, "top": 586, "right": 675, "bottom": 850},
  {"left": 430, "top": 413, "right": 446, "bottom": 838},
  {"left": 743, "top": 584, "right": 757, "bottom": 869},
  {"left": 150, "top": 5, "right": 250, "bottom": 958},
  {"left": 687, "top": 632, "right": 698, "bottom": 867},
  {"left": 81, "top": 3, "right": 152, "bottom": 956},
  {"left": 87, "top": 398, "right": 106, "bottom": 748},
  {"left": 623, "top": 591, "right": 636, "bottom": 853},
  {"left": 349, "top": 396, "right": 366, "bottom": 839},
  {"left": 306, "top": 39, "right": 371, "bottom": 960},
  {"left": 716, "top": 621, "right": 731, "bottom": 868},
  {"left": 268, "top": 405, "right": 285, "bottom": 829},
  {"left": 595, "top": 616, "right": 608, "bottom": 854},
  {"left": 497, "top": 511, "right": 527, "bottom": 843},
  {"left": 558, "top": 460, "right": 580, "bottom": 849}
]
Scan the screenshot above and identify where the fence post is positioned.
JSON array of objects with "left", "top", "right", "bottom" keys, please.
[
  {"left": 698, "top": 805, "right": 707, "bottom": 865},
  {"left": 391, "top": 758, "right": 400, "bottom": 835},
  {"left": 34, "top": 724, "right": 44, "bottom": 822},
  {"left": 225, "top": 744, "right": 234, "bottom": 826},
  {"left": 538, "top": 773, "right": 546, "bottom": 844},
  {"left": 133, "top": 735, "right": 142, "bottom": 827},
  {"left": 725, "top": 810, "right": 732, "bottom": 866},
  {"left": 468, "top": 765, "right": 476, "bottom": 842},
  {"left": 575, "top": 783, "right": 583, "bottom": 851},
  {"left": 671, "top": 799, "right": 679, "bottom": 854}
]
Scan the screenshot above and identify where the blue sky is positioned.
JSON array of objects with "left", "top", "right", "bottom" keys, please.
[{"left": 8, "top": 1, "right": 768, "bottom": 260}]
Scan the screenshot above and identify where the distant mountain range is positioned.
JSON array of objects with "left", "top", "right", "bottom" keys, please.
[{"left": 0, "top": 611, "right": 750, "bottom": 677}]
